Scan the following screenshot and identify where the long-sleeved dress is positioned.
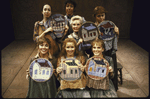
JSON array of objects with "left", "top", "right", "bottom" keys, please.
[{"left": 26, "top": 52, "right": 58, "bottom": 98}]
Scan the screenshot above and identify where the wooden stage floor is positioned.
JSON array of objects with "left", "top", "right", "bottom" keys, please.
[{"left": 1, "top": 39, "right": 149, "bottom": 98}]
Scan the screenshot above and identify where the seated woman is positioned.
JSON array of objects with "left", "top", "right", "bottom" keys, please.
[
  {"left": 26, "top": 37, "right": 58, "bottom": 98},
  {"left": 68, "top": 15, "right": 90, "bottom": 60},
  {"left": 86, "top": 38, "right": 117, "bottom": 98},
  {"left": 93, "top": 6, "right": 119, "bottom": 91},
  {"left": 56, "top": 38, "right": 91, "bottom": 98},
  {"left": 68, "top": 15, "right": 83, "bottom": 48}
]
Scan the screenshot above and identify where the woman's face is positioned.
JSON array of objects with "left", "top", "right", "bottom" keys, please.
[
  {"left": 42, "top": 4, "right": 51, "bottom": 18},
  {"left": 65, "top": 42, "right": 75, "bottom": 57},
  {"left": 96, "top": 13, "right": 105, "bottom": 23},
  {"left": 72, "top": 20, "right": 81, "bottom": 33},
  {"left": 66, "top": 3, "right": 74, "bottom": 16},
  {"left": 92, "top": 43, "right": 104, "bottom": 56},
  {"left": 39, "top": 41, "right": 49, "bottom": 55}
]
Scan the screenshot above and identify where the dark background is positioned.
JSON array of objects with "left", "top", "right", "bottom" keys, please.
[{"left": 1, "top": 0, "right": 149, "bottom": 52}]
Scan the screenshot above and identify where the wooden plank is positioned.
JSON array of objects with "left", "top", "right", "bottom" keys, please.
[
  {"left": 2, "top": 88, "right": 28, "bottom": 98},
  {"left": 2, "top": 49, "right": 37, "bottom": 98},
  {"left": 2, "top": 64, "right": 22, "bottom": 95},
  {"left": 1, "top": 40, "right": 37, "bottom": 98},
  {"left": 116, "top": 39, "right": 149, "bottom": 97},
  {"left": 2, "top": 40, "right": 36, "bottom": 65},
  {"left": 8, "top": 49, "right": 37, "bottom": 89}
]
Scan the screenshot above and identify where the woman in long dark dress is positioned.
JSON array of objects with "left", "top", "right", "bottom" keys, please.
[{"left": 26, "top": 37, "right": 57, "bottom": 98}]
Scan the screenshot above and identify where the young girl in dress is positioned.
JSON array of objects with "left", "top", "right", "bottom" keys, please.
[
  {"left": 56, "top": 38, "right": 91, "bottom": 98},
  {"left": 26, "top": 37, "right": 57, "bottom": 98},
  {"left": 93, "top": 6, "right": 119, "bottom": 90},
  {"left": 86, "top": 38, "right": 117, "bottom": 98}
]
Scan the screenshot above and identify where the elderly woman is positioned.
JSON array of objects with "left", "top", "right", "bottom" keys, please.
[
  {"left": 56, "top": 38, "right": 91, "bottom": 98},
  {"left": 67, "top": 15, "right": 91, "bottom": 61},
  {"left": 68, "top": 15, "right": 83, "bottom": 47}
]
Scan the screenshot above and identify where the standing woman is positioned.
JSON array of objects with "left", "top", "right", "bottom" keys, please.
[
  {"left": 33, "top": 4, "right": 59, "bottom": 57},
  {"left": 93, "top": 6, "right": 119, "bottom": 91},
  {"left": 26, "top": 37, "right": 57, "bottom": 98},
  {"left": 56, "top": 38, "right": 91, "bottom": 98}
]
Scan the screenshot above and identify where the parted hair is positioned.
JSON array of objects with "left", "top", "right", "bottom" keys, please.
[
  {"left": 59, "top": 38, "right": 80, "bottom": 57},
  {"left": 91, "top": 38, "right": 105, "bottom": 50},
  {"left": 37, "top": 37, "right": 51, "bottom": 49}
]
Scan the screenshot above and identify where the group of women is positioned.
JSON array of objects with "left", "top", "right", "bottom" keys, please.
[{"left": 26, "top": 0, "right": 119, "bottom": 98}]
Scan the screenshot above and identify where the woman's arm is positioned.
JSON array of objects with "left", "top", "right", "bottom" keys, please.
[
  {"left": 26, "top": 58, "right": 35, "bottom": 80},
  {"left": 78, "top": 56, "right": 86, "bottom": 72},
  {"left": 39, "top": 27, "right": 53, "bottom": 39},
  {"left": 56, "top": 57, "right": 63, "bottom": 74},
  {"left": 33, "top": 21, "right": 53, "bottom": 42},
  {"left": 33, "top": 21, "right": 40, "bottom": 42},
  {"left": 77, "top": 38, "right": 83, "bottom": 46},
  {"left": 114, "top": 25, "right": 119, "bottom": 38}
]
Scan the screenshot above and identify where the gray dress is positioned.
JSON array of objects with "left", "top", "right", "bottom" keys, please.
[
  {"left": 26, "top": 54, "right": 58, "bottom": 98},
  {"left": 57, "top": 88, "right": 91, "bottom": 98}
]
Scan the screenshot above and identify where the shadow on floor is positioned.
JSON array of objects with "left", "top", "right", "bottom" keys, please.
[
  {"left": 119, "top": 79, "right": 140, "bottom": 89},
  {"left": 117, "top": 91, "right": 132, "bottom": 97}
]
